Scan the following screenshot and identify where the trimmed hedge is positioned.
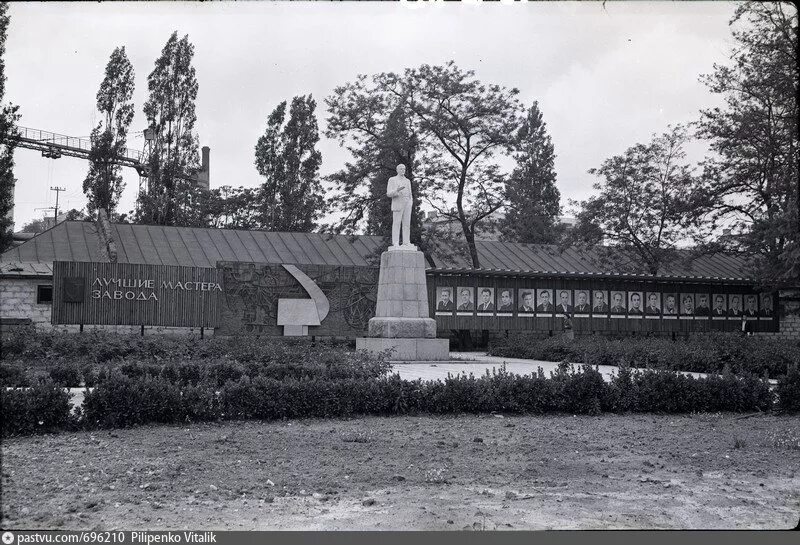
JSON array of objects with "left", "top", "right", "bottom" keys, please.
[
  {"left": 776, "top": 364, "right": 800, "bottom": 414},
  {"left": 490, "top": 332, "right": 800, "bottom": 378},
  {"left": 1, "top": 381, "right": 76, "bottom": 436},
  {"left": 76, "top": 364, "right": 776, "bottom": 431},
  {"left": 1, "top": 327, "right": 357, "bottom": 365},
  {"left": 0, "top": 362, "right": 30, "bottom": 387},
  {"left": 7, "top": 362, "right": 797, "bottom": 437},
  {"left": 1, "top": 329, "right": 390, "bottom": 387}
]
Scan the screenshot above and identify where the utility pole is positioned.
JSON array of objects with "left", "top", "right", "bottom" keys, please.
[{"left": 50, "top": 186, "right": 66, "bottom": 224}]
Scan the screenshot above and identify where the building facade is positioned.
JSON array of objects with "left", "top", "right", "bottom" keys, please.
[{"left": 1, "top": 214, "right": 797, "bottom": 340}]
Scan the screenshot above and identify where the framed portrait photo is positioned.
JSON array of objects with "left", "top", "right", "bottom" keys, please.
[
  {"left": 497, "top": 288, "right": 515, "bottom": 315},
  {"left": 573, "top": 290, "right": 591, "bottom": 316},
  {"left": 435, "top": 286, "right": 455, "bottom": 315},
  {"left": 592, "top": 290, "right": 609, "bottom": 316},
  {"left": 555, "top": 289, "right": 573, "bottom": 316},
  {"left": 727, "top": 294, "right": 743, "bottom": 319},
  {"left": 644, "top": 292, "right": 661, "bottom": 319},
  {"left": 627, "top": 291, "right": 644, "bottom": 318},
  {"left": 694, "top": 293, "right": 711, "bottom": 317},
  {"left": 711, "top": 293, "right": 727, "bottom": 320},
  {"left": 610, "top": 291, "right": 626, "bottom": 318},
  {"left": 743, "top": 294, "right": 759, "bottom": 320},
  {"left": 518, "top": 289, "right": 535, "bottom": 315},
  {"left": 679, "top": 293, "right": 695, "bottom": 319},
  {"left": 759, "top": 293, "right": 774, "bottom": 320},
  {"left": 536, "top": 288, "right": 554, "bottom": 316},
  {"left": 456, "top": 286, "right": 475, "bottom": 315},
  {"left": 476, "top": 287, "right": 495, "bottom": 315},
  {"left": 662, "top": 293, "right": 678, "bottom": 319}
]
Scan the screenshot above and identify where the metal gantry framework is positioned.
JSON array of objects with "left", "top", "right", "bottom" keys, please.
[
  {"left": 12, "top": 126, "right": 147, "bottom": 172},
  {"left": 9, "top": 126, "right": 200, "bottom": 183}
]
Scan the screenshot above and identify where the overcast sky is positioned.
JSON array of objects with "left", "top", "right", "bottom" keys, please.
[{"left": 5, "top": 1, "right": 744, "bottom": 229}]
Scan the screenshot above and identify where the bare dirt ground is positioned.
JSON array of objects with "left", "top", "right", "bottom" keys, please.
[{"left": 2, "top": 414, "right": 799, "bottom": 530}]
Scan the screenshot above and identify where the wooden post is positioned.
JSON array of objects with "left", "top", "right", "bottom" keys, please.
[
  {"left": 79, "top": 323, "right": 84, "bottom": 333},
  {"left": 200, "top": 327, "right": 204, "bottom": 339},
  {"left": 140, "top": 324, "right": 145, "bottom": 337}
]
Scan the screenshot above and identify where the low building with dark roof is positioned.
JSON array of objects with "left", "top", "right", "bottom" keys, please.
[{"left": 1, "top": 213, "right": 796, "bottom": 340}]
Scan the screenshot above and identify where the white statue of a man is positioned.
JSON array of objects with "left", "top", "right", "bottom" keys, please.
[{"left": 386, "top": 163, "right": 414, "bottom": 249}]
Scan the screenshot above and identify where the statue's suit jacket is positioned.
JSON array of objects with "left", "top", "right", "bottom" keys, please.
[{"left": 387, "top": 175, "right": 412, "bottom": 211}]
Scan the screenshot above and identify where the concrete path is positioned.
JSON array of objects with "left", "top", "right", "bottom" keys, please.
[{"left": 388, "top": 351, "right": 714, "bottom": 383}]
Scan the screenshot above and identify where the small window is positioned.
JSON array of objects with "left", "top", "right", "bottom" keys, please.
[{"left": 37, "top": 285, "right": 53, "bottom": 304}]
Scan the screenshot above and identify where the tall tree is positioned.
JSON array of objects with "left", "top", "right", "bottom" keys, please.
[
  {"left": 254, "top": 95, "right": 325, "bottom": 232},
  {"left": 326, "top": 103, "right": 424, "bottom": 244},
  {"left": 697, "top": 2, "right": 798, "bottom": 286},
  {"left": 0, "top": 2, "right": 20, "bottom": 252},
  {"left": 569, "top": 125, "right": 703, "bottom": 275},
  {"left": 205, "top": 185, "right": 259, "bottom": 230},
  {"left": 327, "top": 62, "right": 523, "bottom": 267},
  {"left": 83, "top": 46, "right": 135, "bottom": 219},
  {"left": 20, "top": 217, "right": 47, "bottom": 234},
  {"left": 500, "top": 101, "right": 562, "bottom": 244},
  {"left": 136, "top": 32, "right": 201, "bottom": 226}
]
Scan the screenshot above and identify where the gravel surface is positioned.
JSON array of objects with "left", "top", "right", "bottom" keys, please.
[{"left": 2, "top": 414, "right": 798, "bottom": 530}]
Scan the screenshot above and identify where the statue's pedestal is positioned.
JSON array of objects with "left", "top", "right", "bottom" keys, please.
[{"left": 356, "top": 247, "right": 449, "bottom": 361}]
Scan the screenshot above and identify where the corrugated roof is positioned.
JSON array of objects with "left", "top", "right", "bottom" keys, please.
[
  {"left": 0, "top": 261, "right": 54, "bottom": 278},
  {"left": 428, "top": 240, "right": 754, "bottom": 281},
  {"left": 2, "top": 222, "right": 107, "bottom": 264},
  {"left": 0, "top": 221, "right": 386, "bottom": 270},
  {"left": 0, "top": 221, "right": 756, "bottom": 281}
]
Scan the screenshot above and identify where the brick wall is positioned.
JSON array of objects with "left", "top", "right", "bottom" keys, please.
[
  {"left": 754, "top": 299, "right": 800, "bottom": 339},
  {"left": 0, "top": 277, "right": 52, "bottom": 326},
  {"left": 0, "top": 278, "right": 214, "bottom": 337}
]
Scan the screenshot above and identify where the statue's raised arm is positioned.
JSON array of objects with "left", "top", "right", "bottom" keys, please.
[{"left": 387, "top": 164, "right": 414, "bottom": 249}]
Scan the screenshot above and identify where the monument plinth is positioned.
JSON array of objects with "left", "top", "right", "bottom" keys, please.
[
  {"left": 357, "top": 247, "right": 449, "bottom": 361},
  {"left": 355, "top": 163, "right": 449, "bottom": 361}
]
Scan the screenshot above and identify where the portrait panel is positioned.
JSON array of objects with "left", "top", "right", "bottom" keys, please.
[
  {"left": 574, "top": 290, "right": 591, "bottom": 315},
  {"left": 628, "top": 291, "right": 644, "bottom": 317},
  {"left": 435, "top": 286, "right": 455, "bottom": 314},
  {"left": 711, "top": 293, "right": 727, "bottom": 319},
  {"left": 592, "top": 290, "right": 609, "bottom": 316},
  {"left": 662, "top": 293, "right": 678, "bottom": 318},
  {"left": 456, "top": 286, "right": 474, "bottom": 314},
  {"left": 759, "top": 293, "right": 774, "bottom": 319},
  {"left": 518, "top": 289, "right": 535, "bottom": 315},
  {"left": 476, "top": 287, "right": 495, "bottom": 314},
  {"left": 694, "top": 293, "right": 711, "bottom": 317},
  {"left": 744, "top": 294, "right": 759, "bottom": 319},
  {"left": 727, "top": 294, "right": 743, "bottom": 318},
  {"left": 680, "top": 293, "right": 695, "bottom": 318},
  {"left": 497, "top": 288, "right": 515, "bottom": 313},
  {"left": 555, "top": 289, "right": 573, "bottom": 315},
  {"left": 610, "top": 290, "right": 627, "bottom": 317},
  {"left": 536, "top": 288, "right": 554, "bottom": 315},
  {"left": 644, "top": 292, "right": 661, "bottom": 318}
]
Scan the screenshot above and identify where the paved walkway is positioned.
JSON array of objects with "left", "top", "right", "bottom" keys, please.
[{"left": 388, "top": 351, "right": 713, "bottom": 383}]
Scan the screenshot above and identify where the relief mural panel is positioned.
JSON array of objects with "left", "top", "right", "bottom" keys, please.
[{"left": 217, "top": 261, "right": 379, "bottom": 336}]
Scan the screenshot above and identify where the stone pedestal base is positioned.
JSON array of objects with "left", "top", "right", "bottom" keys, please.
[
  {"left": 368, "top": 317, "right": 437, "bottom": 338},
  {"left": 359, "top": 248, "right": 449, "bottom": 361},
  {"left": 356, "top": 337, "right": 450, "bottom": 362},
  {"left": 374, "top": 249, "right": 430, "bottom": 319}
]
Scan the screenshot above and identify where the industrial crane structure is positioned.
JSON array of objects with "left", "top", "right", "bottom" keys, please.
[{"left": 9, "top": 125, "right": 210, "bottom": 193}]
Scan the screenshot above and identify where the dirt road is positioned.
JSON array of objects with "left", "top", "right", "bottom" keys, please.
[{"left": 2, "top": 414, "right": 798, "bottom": 530}]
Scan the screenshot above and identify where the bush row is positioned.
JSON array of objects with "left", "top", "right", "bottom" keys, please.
[
  {"left": 489, "top": 332, "right": 800, "bottom": 378},
  {"left": 0, "top": 335, "right": 391, "bottom": 388},
  {"left": 5, "top": 363, "right": 798, "bottom": 437},
  {"left": 0, "top": 381, "right": 78, "bottom": 436},
  {"left": 2, "top": 327, "right": 353, "bottom": 364}
]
